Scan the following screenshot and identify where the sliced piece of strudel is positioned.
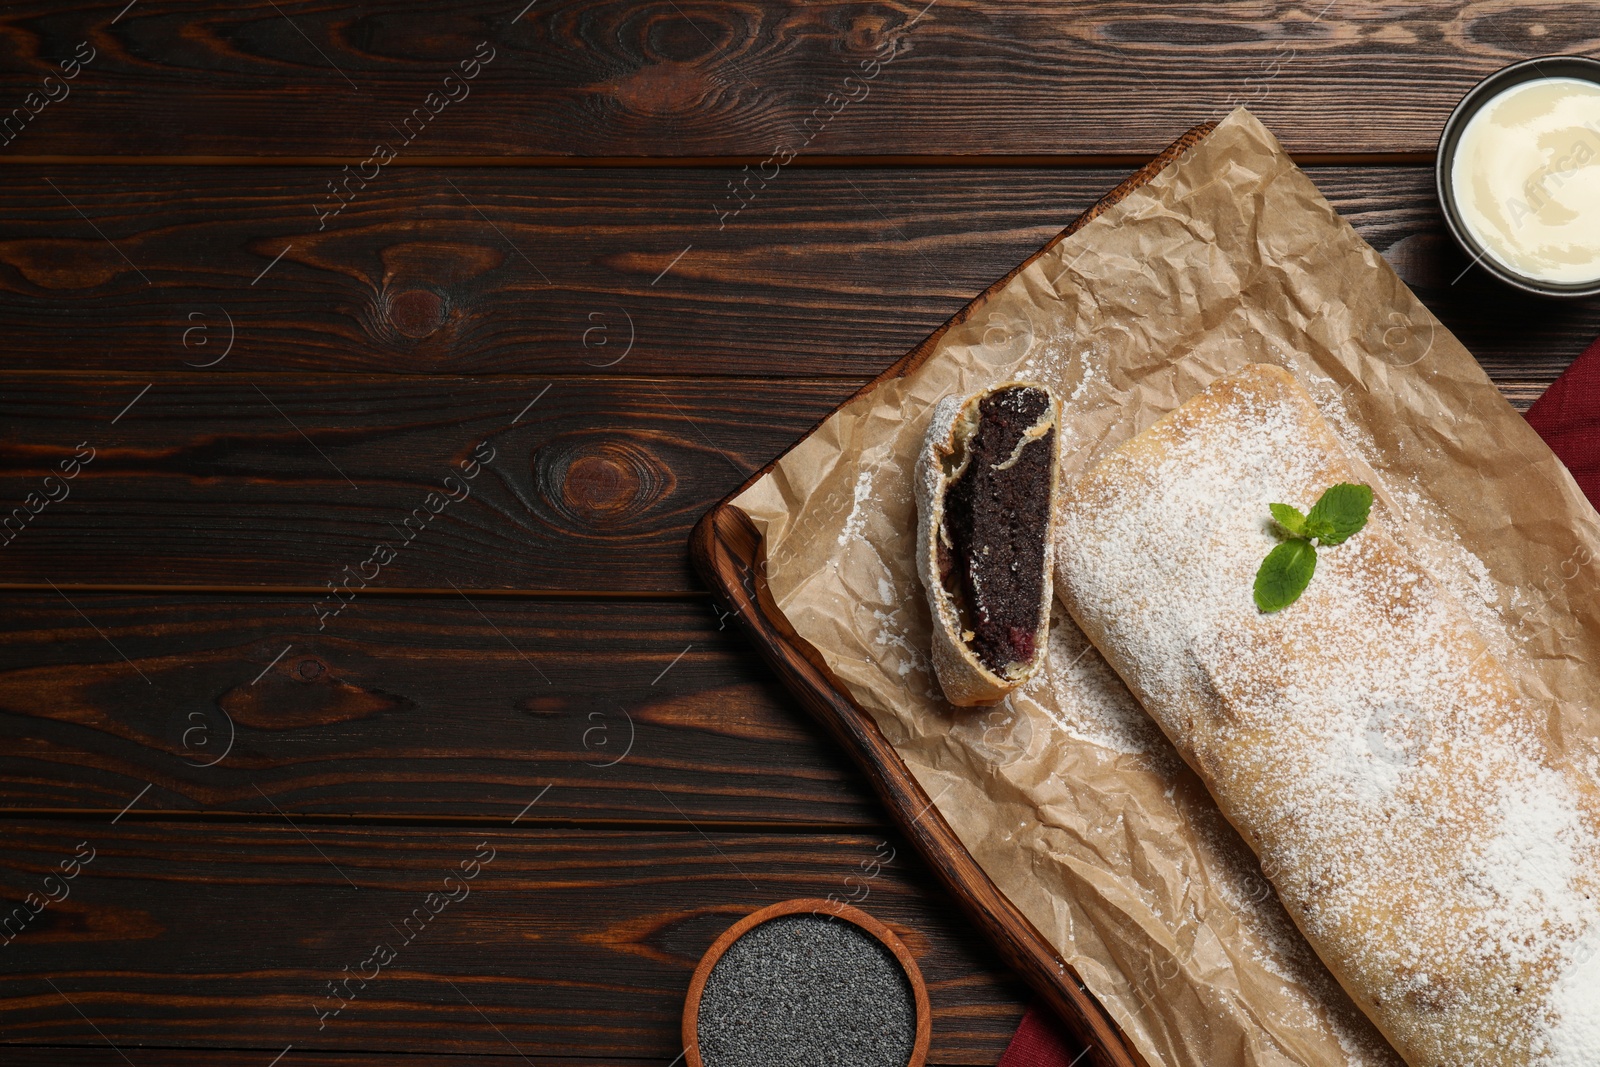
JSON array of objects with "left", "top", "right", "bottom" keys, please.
[{"left": 916, "top": 383, "right": 1061, "bottom": 706}]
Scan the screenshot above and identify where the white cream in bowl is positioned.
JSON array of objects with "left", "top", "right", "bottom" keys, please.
[{"left": 1450, "top": 76, "right": 1600, "bottom": 286}]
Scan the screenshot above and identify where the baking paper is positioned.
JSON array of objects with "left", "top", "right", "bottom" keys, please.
[{"left": 732, "top": 109, "right": 1600, "bottom": 1067}]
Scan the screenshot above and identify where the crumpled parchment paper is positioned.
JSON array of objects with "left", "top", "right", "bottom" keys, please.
[{"left": 731, "top": 108, "right": 1600, "bottom": 1067}]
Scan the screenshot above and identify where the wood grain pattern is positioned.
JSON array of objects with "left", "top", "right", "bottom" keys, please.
[
  {"left": 0, "top": 593, "right": 883, "bottom": 826},
  {"left": 0, "top": 167, "right": 1593, "bottom": 382},
  {"left": 0, "top": 376, "right": 852, "bottom": 593},
  {"left": 0, "top": 2, "right": 1596, "bottom": 156},
  {"left": 0, "top": 821, "right": 1030, "bottom": 1063},
  {"left": 0, "top": 1053, "right": 689, "bottom": 1067},
  {"left": 0, "top": 1055, "right": 732, "bottom": 1067}
]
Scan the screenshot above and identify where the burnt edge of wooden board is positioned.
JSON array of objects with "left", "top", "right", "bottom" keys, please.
[{"left": 689, "top": 122, "right": 1218, "bottom": 1067}]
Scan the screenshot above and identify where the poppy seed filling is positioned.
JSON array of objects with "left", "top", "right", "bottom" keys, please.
[{"left": 937, "top": 386, "right": 1055, "bottom": 674}]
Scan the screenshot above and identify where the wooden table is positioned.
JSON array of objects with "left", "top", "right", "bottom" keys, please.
[{"left": 2, "top": 4, "right": 1597, "bottom": 1065}]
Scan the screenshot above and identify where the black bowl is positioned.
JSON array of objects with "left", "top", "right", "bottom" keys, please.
[{"left": 1436, "top": 54, "right": 1600, "bottom": 297}]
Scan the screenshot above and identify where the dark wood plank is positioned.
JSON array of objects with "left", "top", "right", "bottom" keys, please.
[
  {"left": 0, "top": 821, "right": 1030, "bottom": 1063},
  {"left": 0, "top": 376, "right": 850, "bottom": 592},
  {"left": 0, "top": 165, "right": 1103, "bottom": 379},
  {"left": 0, "top": 593, "right": 883, "bottom": 827},
  {"left": 0, "top": 1053, "right": 754, "bottom": 1067},
  {"left": 0, "top": 166, "right": 1594, "bottom": 382},
  {"left": 0, "top": 1053, "right": 589, "bottom": 1067},
  {"left": 0, "top": 2, "right": 1594, "bottom": 156},
  {"left": 0, "top": 1055, "right": 703, "bottom": 1067}
]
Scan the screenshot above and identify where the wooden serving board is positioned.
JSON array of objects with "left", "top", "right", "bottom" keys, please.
[{"left": 689, "top": 122, "right": 1217, "bottom": 1067}]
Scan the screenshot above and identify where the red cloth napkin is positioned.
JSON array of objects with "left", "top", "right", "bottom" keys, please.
[
  {"left": 1524, "top": 335, "right": 1600, "bottom": 506},
  {"left": 999, "top": 346, "right": 1594, "bottom": 1065},
  {"left": 998, "top": 1005, "right": 1084, "bottom": 1067}
]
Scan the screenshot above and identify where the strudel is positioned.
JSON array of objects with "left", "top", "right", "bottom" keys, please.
[{"left": 1054, "top": 364, "right": 1600, "bottom": 1066}]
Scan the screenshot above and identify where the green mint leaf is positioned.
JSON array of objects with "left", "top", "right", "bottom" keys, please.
[
  {"left": 1269, "top": 503, "right": 1307, "bottom": 538},
  {"left": 1305, "top": 482, "right": 1373, "bottom": 546},
  {"left": 1254, "top": 538, "right": 1317, "bottom": 612}
]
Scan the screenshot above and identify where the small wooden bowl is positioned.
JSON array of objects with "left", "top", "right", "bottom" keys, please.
[{"left": 682, "top": 897, "right": 932, "bottom": 1067}]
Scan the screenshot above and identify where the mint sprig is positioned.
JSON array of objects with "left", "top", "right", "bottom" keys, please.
[{"left": 1254, "top": 483, "right": 1373, "bottom": 613}]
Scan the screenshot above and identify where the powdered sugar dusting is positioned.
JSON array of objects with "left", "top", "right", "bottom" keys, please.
[
  {"left": 1023, "top": 605, "right": 1166, "bottom": 759},
  {"left": 1547, "top": 935, "right": 1600, "bottom": 1065},
  {"left": 1055, "top": 365, "right": 1600, "bottom": 1066},
  {"left": 837, "top": 468, "right": 876, "bottom": 548},
  {"left": 871, "top": 606, "right": 930, "bottom": 682}
]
